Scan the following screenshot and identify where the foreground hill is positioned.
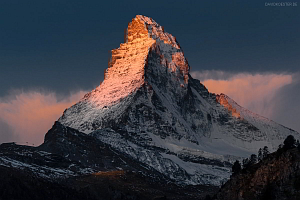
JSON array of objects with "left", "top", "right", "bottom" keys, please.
[{"left": 214, "top": 146, "right": 300, "bottom": 200}]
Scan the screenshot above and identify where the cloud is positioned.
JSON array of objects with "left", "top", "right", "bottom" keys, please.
[
  {"left": 1, "top": 71, "right": 299, "bottom": 147},
  {"left": 0, "top": 90, "right": 87, "bottom": 146},
  {"left": 191, "top": 70, "right": 300, "bottom": 133},
  {"left": 0, "top": 118, "right": 18, "bottom": 144},
  {"left": 191, "top": 70, "right": 237, "bottom": 81},
  {"left": 271, "top": 73, "right": 300, "bottom": 133}
]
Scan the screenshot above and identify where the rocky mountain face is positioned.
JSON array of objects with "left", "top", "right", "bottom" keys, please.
[
  {"left": 214, "top": 147, "right": 300, "bottom": 200},
  {"left": 58, "top": 15, "right": 299, "bottom": 185},
  {"left": 0, "top": 122, "right": 218, "bottom": 200}
]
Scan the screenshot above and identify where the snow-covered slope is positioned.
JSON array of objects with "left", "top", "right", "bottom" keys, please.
[
  {"left": 58, "top": 15, "right": 299, "bottom": 185},
  {"left": 216, "top": 93, "right": 297, "bottom": 151},
  {"left": 0, "top": 142, "right": 94, "bottom": 180}
]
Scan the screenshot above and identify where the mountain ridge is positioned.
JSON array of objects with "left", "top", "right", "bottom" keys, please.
[
  {"left": 57, "top": 15, "right": 299, "bottom": 185},
  {"left": 0, "top": 122, "right": 218, "bottom": 200}
]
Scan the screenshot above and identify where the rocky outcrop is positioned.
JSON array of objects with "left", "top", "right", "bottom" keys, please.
[{"left": 216, "top": 94, "right": 241, "bottom": 118}]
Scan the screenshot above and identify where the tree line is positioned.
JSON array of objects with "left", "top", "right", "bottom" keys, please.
[{"left": 232, "top": 135, "right": 299, "bottom": 175}]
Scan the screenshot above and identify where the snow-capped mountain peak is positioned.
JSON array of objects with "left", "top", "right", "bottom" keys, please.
[
  {"left": 58, "top": 15, "right": 299, "bottom": 185},
  {"left": 77, "top": 15, "right": 188, "bottom": 111}
]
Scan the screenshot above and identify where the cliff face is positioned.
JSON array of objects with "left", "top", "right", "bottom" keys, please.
[
  {"left": 57, "top": 15, "right": 299, "bottom": 185},
  {"left": 215, "top": 148, "right": 300, "bottom": 200},
  {"left": 216, "top": 94, "right": 241, "bottom": 118},
  {"left": 0, "top": 122, "right": 218, "bottom": 200}
]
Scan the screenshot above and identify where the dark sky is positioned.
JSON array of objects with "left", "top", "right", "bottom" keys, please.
[
  {"left": 1, "top": 0, "right": 299, "bottom": 96},
  {"left": 0, "top": 1, "right": 300, "bottom": 144}
]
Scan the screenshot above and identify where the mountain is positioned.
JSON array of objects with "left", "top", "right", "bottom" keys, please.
[
  {"left": 0, "top": 122, "right": 218, "bottom": 200},
  {"left": 57, "top": 15, "right": 299, "bottom": 185},
  {"left": 214, "top": 146, "right": 300, "bottom": 200},
  {"left": 1, "top": 13, "right": 299, "bottom": 200}
]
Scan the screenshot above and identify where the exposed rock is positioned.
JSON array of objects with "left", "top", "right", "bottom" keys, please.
[
  {"left": 216, "top": 93, "right": 241, "bottom": 118},
  {"left": 58, "top": 15, "right": 299, "bottom": 185},
  {"left": 0, "top": 122, "right": 218, "bottom": 200}
]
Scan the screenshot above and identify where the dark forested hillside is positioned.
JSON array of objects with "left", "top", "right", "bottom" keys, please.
[{"left": 214, "top": 144, "right": 300, "bottom": 200}]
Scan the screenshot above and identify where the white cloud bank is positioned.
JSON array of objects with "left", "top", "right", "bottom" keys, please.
[
  {"left": 1, "top": 71, "right": 299, "bottom": 146},
  {"left": 191, "top": 70, "right": 300, "bottom": 133},
  {"left": 0, "top": 90, "right": 87, "bottom": 146}
]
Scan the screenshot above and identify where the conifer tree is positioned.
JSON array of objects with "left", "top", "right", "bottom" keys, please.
[
  {"left": 242, "top": 158, "right": 249, "bottom": 169},
  {"left": 283, "top": 135, "right": 296, "bottom": 149},
  {"left": 258, "top": 148, "right": 263, "bottom": 162},
  {"left": 232, "top": 160, "right": 242, "bottom": 175},
  {"left": 249, "top": 154, "right": 257, "bottom": 165},
  {"left": 263, "top": 146, "right": 269, "bottom": 158}
]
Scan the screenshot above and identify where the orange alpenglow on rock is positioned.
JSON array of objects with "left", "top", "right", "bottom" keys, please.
[
  {"left": 88, "top": 15, "right": 189, "bottom": 108},
  {"left": 216, "top": 94, "right": 242, "bottom": 118},
  {"left": 58, "top": 15, "right": 299, "bottom": 186}
]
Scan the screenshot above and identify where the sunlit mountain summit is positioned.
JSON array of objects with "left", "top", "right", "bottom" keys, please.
[{"left": 57, "top": 15, "right": 299, "bottom": 185}]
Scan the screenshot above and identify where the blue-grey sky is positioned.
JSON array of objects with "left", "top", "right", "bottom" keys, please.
[
  {"left": 1, "top": 0, "right": 299, "bottom": 95},
  {"left": 0, "top": 0, "right": 299, "bottom": 144}
]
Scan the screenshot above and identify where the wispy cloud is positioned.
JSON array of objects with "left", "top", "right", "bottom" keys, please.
[
  {"left": 191, "top": 70, "right": 300, "bottom": 132},
  {"left": 0, "top": 90, "right": 87, "bottom": 146},
  {"left": 1, "top": 71, "right": 299, "bottom": 146}
]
